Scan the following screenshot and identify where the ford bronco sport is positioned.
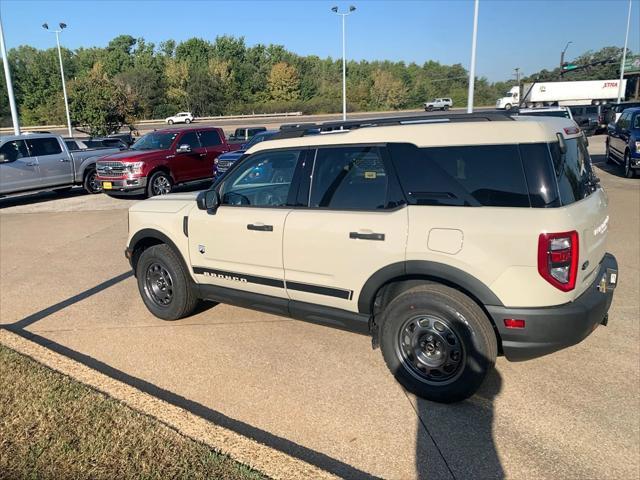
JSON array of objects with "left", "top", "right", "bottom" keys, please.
[{"left": 125, "top": 114, "right": 618, "bottom": 403}]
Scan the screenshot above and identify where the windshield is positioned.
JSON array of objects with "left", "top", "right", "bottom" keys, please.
[
  {"left": 506, "top": 92, "right": 514, "bottom": 97},
  {"left": 131, "top": 132, "right": 178, "bottom": 151}
]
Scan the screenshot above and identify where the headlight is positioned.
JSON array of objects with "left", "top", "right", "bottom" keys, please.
[
  {"left": 126, "top": 162, "right": 144, "bottom": 175},
  {"left": 635, "top": 141, "right": 640, "bottom": 152}
]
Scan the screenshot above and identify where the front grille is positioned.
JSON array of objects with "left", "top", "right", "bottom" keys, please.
[
  {"left": 217, "top": 160, "right": 234, "bottom": 172},
  {"left": 96, "top": 161, "right": 127, "bottom": 177}
]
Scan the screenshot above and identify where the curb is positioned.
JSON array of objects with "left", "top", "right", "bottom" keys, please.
[{"left": 0, "top": 329, "right": 337, "bottom": 480}]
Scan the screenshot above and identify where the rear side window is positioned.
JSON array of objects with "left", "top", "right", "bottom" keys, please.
[
  {"left": 549, "top": 137, "right": 593, "bottom": 205},
  {"left": 390, "top": 143, "right": 530, "bottom": 207},
  {"left": 199, "top": 130, "right": 222, "bottom": 147},
  {"left": 65, "top": 140, "right": 80, "bottom": 151},
  {"left": 26, "top": 137, "right": 62, "bottom": 156},
  {"left": 310, "top": 146, "right": 389, "bottom": 210}
]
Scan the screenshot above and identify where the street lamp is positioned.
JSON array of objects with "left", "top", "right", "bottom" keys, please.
[
  {"left": 466, "top": 0, "right": 479, "bottom": 113},
  {"left": 560, "top": 40, "right": 572, "bottom": 74},
  {"left": 43, "top": 22, "right": 72, "bottom": 137},
  {"left": 617, "top": 0, "right": 632, "bottom": 103},
  {"left": 331, "top": 5, "right": 356, "bottom": 121}
]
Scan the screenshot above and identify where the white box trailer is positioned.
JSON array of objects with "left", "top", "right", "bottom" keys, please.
[{"left": 496, "top": 79, "right": 628, "bottom": 109}]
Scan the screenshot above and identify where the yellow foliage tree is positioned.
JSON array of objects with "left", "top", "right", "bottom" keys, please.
[{"left": 268, "top": 62, "right": 300, "bottom": 102}]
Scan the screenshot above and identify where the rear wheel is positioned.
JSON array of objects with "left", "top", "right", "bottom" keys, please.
[
  {"left": 426, "top": 106, "right": 433, "bottom": 112},
  {"left": 185, "top": 118, "right": 191, "bottom": 124},
  {"left": 136, "top": 244, "right": 199, "bottom": 320},
  {"left": 167, "top": 119, "right": 174, "bottom": 125},
  {"left": 379, "top": 283, "right": 497, "bottom": 403},
  {"left": 83, "top": 168, "right": 102, "bottom": 194},
  {"left": 147, "top": 171, "right": 172, "bottom": 197},
  {"left": 443, "top": 105, "right": 450, "bottom": 111},
  {"left": 624, "top": 151, "right": 635, "bottom": 178}
]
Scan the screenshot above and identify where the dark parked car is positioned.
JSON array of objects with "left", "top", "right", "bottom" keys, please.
[
  {"left": 603, "top": 101, "right": 640, "bottom": 126},
  {"left": 214, "top": 130, "right": 278, "bottom": 178},
  {"left": 228, "top": 126, "right": 267, "bottom": 143},
  {"left": 606, "top": 106, "right": 640, "bottom": 178},
  {"left": 569, "top": 105, "right": 601, "bottom": 136}
]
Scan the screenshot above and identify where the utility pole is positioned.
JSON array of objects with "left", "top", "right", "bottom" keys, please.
[
  {"left": 0, "top": 15, "right": 20, "bottom": 135},
  {"left": 331, "top": 6, "right": 356, "bottom": 121},
  {"left": 560, "top": 41, "right": 572, "bottom": 77},
  {"left": 617, "top": 0, "right": 632, "bottom": 103},
  {"left": 467, "top": 0, "right": 479, "bottom": 113},
  {"left": 43, "top": 22, "right": 72, "bottom": 137}
]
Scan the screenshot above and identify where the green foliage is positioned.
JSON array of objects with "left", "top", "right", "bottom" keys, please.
[{"left": 0, "top": 39, "right": 635, "bottom": 128}]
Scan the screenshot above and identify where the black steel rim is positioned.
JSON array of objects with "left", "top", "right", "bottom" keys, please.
[
  {"left": 152, "top": 175, "right": 171, "bottom": 195},
  {"left": 396, "top": 315, "right": 465, "bottom": 385},
  {"left": 144, "top": 262, "right": 174, "bottom": 307},
  {"left": 88, "top": 172, "right": 101, "bottom": 193}
]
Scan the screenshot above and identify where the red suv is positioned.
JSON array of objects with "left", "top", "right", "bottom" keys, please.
[{"left": 96, "top": 127, "right": 239, "bottom": 197}]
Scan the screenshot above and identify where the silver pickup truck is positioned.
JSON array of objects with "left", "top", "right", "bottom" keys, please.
[{"left": 0, "top": 133, "right": 123, "bottom": 196}]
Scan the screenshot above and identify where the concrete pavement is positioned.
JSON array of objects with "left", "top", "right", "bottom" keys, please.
[{"left": 1, "top": 135, "right": 638, "bottom": 479}]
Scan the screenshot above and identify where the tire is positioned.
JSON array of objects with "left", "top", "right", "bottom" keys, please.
[
  {"left": 146, "top": 170, "right": 173, "bottom": 197},
  {"left": 185, "top": 118, "right": 191, "bottom": 124},
  {"left": 605, "top": 143, "right": 615, "bottom": 164},
  {"left": 167, "top": 119, "right": 174, "bottom": 125},
  {"left": 504, "top": 103, "right": 512, "bottom": 111},
  {"left": 443, "top": 105, "right": 450, "bottom": 111},
  {"left": 624, "top": 151, "right": 635, "bottom": 178},
  {"left": 136, "top": 244, "right": 199, "bottom": 320},
  {"left": 83, "top": 168, "right": 102, "bottom": 194},
  {"left": 426, "top": 106, "right": 433, "bottom": 112},
  {"left": 379, "top": 283, "right": 497, "bottom": 403}
]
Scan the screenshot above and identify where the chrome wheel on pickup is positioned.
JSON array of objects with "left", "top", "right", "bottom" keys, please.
[{"left": 147, "top": 171, "right": 172, "bottom": 197}]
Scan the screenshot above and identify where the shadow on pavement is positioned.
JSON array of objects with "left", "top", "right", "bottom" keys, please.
[
  {"left": 0, "top": 187, "right": 88, "bottom": 209},
  {"left": 591, "top": 153, "right": 630, "bottom": 179},
  {"left": 415, "top": 368, "right": 504, "bottom": 479}
]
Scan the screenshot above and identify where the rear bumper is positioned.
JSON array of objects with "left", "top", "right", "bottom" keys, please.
[{"left": 487, "top": 253, "right": 618, "bottom": 361}]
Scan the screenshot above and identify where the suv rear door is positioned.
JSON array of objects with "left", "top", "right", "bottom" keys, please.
[
  {"left": 188, "top": 148, "right": 308, "bottom": 299},
  {"left": 25, "top": 136, "right": 73, "bottom": 188},
  {"left": 198, "top": 129, "right": 227, "bottom": 178},
  {"left": 283, "top": 145, "right": 408, "bottom": 312}
]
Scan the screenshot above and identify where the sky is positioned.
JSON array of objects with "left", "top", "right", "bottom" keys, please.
[{"left": 1, "top": 0, "right": 638, "bottom": 82}]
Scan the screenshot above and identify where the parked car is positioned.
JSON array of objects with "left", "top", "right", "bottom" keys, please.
[
  {"left": 214, "top": 130, "right": 278, "bottom": 178},
  {"left": 606, "top": 106, "right": 640, "bottom": 178},
  {"left": 125, "top": 113, "right": 617, "bottom": 403},
  {"left": 603, "top": 101, "right": 640, "bottom": 125},
  {"left": 568, "top": 105, "right": 601, "bottom": 136},
  {"left": 424, "top": 98, "right": 453, "bottom": 111},
  {"left": 165, "top": 112, "right": 194, "bottom": 125},
  {"left": 0, "top": 134, "right": 122, "bottom": 196},
  {"left": 516, "top": 106, "right": 574, "bottom": 120},
  {"left": 228, "top": 126, "right": 267, "bottom": 143},
  {"left": 96, "top": 127, "right": 241, "bottom": 197}
]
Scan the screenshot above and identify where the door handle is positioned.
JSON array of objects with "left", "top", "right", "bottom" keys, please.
[
  {"left": 59, "top": 158, "right": 71, "bottom": 162},
  {"left": 349, "top": 231, "right": 385, "bottom": 241},
  {"left": 26, "top": 161, "right": 38, "bottom": 167},
  {"left": 247, "top": 223, "right": 273, "bottom": 232},
  {"left": 199, "top": 153, "right": 206, "bottom": 157}
]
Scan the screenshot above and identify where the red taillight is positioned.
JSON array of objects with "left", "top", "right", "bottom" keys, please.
[
  {"left": 538, "top": 231, "right": 579, "bottom": 291},
  {"left": 563, "top": 126, "right": 580, "bottom": 135},
  {"left": 504, "top": 319, "right": 525, "bottom": 329}
]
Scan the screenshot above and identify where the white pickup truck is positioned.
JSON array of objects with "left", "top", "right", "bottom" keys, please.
[{"left": 0, "top": 133, "right": 123, "bottom": 196}]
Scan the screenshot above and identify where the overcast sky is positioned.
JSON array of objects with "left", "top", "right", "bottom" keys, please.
[{"left": 1, "top": 0, "right": 638, "bottom": 81}]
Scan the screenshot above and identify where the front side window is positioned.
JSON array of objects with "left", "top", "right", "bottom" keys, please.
[
  {"left": 309, "top": 146, "right": 389, "bottom": 210},
  {"left": 131, "top": 132, "right": 178, "bottom": 151},
  {"left": 633, "top": 114, "right": 640, "bottom": 129},
  {"left": 550, "top": 136, "right": 593, "bottom": 205},
  {"left": 0, "top": 140, "right": 30, "bottom": 163},
  {"left": 178, "top": 131, "right": 201, "bottom": 149},
  {"left": 219, "top": 149, "right": 302, "bottom": 207},
  {"left": 26, "top": 137, "right": 63, "bottom": 156}
]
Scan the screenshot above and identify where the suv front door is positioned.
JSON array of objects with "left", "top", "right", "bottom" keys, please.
[
  {"left": 173, "top": 131, "right": 206, "bottom": 182},
  {"left": 188, "top": 148, "right": 307, "bottom": 299},
  {"left": 283, "top": 145, "right": 408, "bottom": 312}
]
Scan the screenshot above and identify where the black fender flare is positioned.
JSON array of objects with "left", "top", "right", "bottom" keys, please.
[
  {"left": 357, "top": 260, "right": 503, "bottom": 314},
  {"left": 128, "top": 228, "right": 190, "bottom": 276}
]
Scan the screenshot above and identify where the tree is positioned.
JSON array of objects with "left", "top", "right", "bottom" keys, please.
[
  {"left": 69, "top": 63, "right": 139, "bottom": 136},
  {"left": 268, "top": 62, "right": 300, "bottom": 102},
  {"left": 370, "top": 70, "right": 407, "bottom": 109}
]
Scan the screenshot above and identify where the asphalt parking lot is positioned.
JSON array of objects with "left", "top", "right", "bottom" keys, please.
[{"left": 1, "top": 135, "right": 638, "bottom": 479}]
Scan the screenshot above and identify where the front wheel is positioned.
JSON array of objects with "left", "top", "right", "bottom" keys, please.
[
  {"left": 185, "top": 118, "right": 191, "bottom": 124},
  {"left": 167, "top": 119, "right": 174, "bottom": 125},
  {"left": 147, "top": 171, "right": 173, "bottom": 197},
  {"left": 624, "top": 152, "right": 635, "bottom": 178},
  {"left": 136, "top": 244, "right": 199, "bottom": 320},
  {"left": 606, "top": 143, "right": 615, "bottom": 164},
  {"left": 443, "top": 105, "right": 450, "bottom": 111},
  {"left": 83, "top": 169, "right": 102, "bottom": 194},
  {"left": 379, "top": 283, "right": 497, "bottom": 403},
  {"left": 426, "top": 106, "right": 433, "bottom": 112},
  {"left": 504, "top": 103, "right": 512, "bottom": 111}
]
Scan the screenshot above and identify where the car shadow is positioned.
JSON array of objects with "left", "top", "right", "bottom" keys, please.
[
  {"left": 591, "top": 153, "right": 629, "bottom": 179},
  {"left": 0, "top": 186, "right": 88, "bottom": 209}
]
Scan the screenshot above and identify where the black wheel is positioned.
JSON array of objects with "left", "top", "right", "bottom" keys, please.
[
  {"left": 606, "top": 143, "right": 615, "bottom": 164},
  {"left": 168, "top": 119, "right": 174, "bottom": 125},
  {"left": 426, "top": 106, "right": 433, "bottom": 112},
  {"left": 147, "top": 171, "right": 172, "bottom": 197},
  {"left": 379, "top": 283, "right": 497, "bottom": 403},
  {"left": 443, "top": 105, "right": 450, "bottom": 111},
  {"left": 185, "top": 118, "right": 191, "bottom": 124},
  {"left": 136, "top": 244, "right": 199, "bottom": 320},
  {"left": 623, "top": 151, "right": 634, "bottom": 178},
  {"left": 83, "top": 168, "right": 102, "bottom": 194}
]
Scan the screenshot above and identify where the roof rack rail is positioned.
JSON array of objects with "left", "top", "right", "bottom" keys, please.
[{"left": 273, "top": 112, "right": 514, "bottom": 139}]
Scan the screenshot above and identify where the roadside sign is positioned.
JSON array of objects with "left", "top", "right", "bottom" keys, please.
[{"left": 624, "top": 56, "right": 640, "bottom": 75}]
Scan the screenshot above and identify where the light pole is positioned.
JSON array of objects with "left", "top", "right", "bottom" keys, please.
[
  {"left": 43, "top": 22, "right": 72, "bottom": 137},
  {"left": 617, "top": 0, "right": 632, "bottom": 103},
  {"left": 513, "top": 67, "right": 521, "bottom": 92},
  {"left": 467, "top": 0, "right": 479, "bottom": 113},
  {"left": 560, "top": 41, "right": 572, "bottom": 76},
  {"left": 331, "top": 5, "right": 356, "bottom": 121},
  {"left": 0, "top": 15, "right": 20, "bottom": 134}
]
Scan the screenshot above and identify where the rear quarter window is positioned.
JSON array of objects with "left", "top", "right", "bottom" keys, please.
[
  {"left": 549, "top": 137, "right": 594, "bottom": 205},
  {"left": 389, "top": 143, "right": 531, "bottom": 207}
]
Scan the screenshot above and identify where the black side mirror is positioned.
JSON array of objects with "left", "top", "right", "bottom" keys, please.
[{"left": 196, "top": 189, "right": 219, "bottom": 213}]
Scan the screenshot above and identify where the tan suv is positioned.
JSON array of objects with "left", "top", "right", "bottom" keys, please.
[{"left": 125, "top": 114, "right": 618, "bottom": 403}]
